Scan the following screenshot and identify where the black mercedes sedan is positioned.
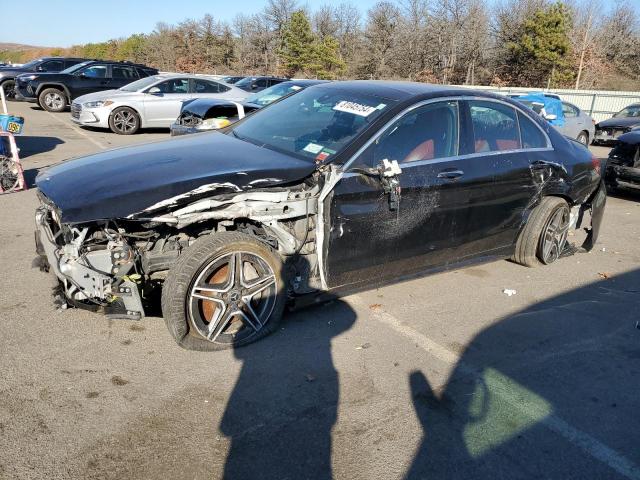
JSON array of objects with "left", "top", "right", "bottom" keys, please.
[
  {"left": 593, "top": 103, "right": 640, "bottom": 145},
  {"left": 605, "top": 131, "right": 640, "bottom": 193},
  {"left": 34, "top": 81, "right": 606, "bottom": 350}
]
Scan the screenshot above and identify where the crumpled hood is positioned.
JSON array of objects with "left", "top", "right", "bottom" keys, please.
[
  {"left": 36, "top": 131, "right": 316, "bottom": 224},
  {"left": 597, "top": 117, "right": 640, "bottom": 129}
]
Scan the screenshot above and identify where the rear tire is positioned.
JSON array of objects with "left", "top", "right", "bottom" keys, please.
[
  {"left": 577, "top": 131, "right": 589, "bottom": 145},
  {"left": 38, "top": 88, "right": 67, "bottom": 112},
  {"left": 108, "top": 107, "right": 140, "bottom": 135},
  {"left": 161, "top": 232, "right": 286, "bottom": 351},
  {"left": 512, "top": 197, "right": 571, "bottom": 267},
  {"left": 1, "top": 80, "right": 16, "bottom": 101}
]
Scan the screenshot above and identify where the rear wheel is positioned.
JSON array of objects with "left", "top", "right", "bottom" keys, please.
[
  {"left": 513, "top": 197, "right": 571, "bottom": 267},
  {"left": 161, "top": 232, "right": 286, "bottom": 351},
  {"left": 577, "top": 131, "right": 589, "bottom": 145},
  {"left": 109, "top": 107, "right": 140, "bottom": 135},
  {"left": 1, "top": 80, "right": 16, "bottom": 101},
  {"left": 39, "top": 88, "right": 67, "bottom": 112}
]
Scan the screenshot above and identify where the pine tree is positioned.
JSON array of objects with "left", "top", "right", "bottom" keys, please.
[{"left": 279, "top": 10, "right": 316, "bottom": 77}]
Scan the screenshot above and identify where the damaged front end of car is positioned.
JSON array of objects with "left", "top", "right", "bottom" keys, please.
[{"left": 34, "top": 174, "right": 325, "bottom": 319}]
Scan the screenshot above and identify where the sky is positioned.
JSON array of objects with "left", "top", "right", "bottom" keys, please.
[{"left": 1, "top": 0, "right": 382, "bottom": 48}]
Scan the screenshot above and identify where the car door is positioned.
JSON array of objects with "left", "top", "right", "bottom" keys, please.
[
  {"left": 561, "top": 102, "right": 581, "bottom": 139},
  {"left": 111, "top": 65, "right": 139, "bottom": 89},
  {"left": 72, "top": 64, "right": 111, "bottom": 98},
  {"left": 142, "top": 78, "right": 192, "bottom": 127},
  {"left": 325, "top": 100, "right": 465, "bottom": 288},
  {"left": 458, "top": 100, "right": 547, "bottom": 254}
]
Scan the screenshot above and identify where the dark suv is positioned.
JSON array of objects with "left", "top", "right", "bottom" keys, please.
[
  {"left": 234, "top": 76, "right": 288, "bottom": 93},
  {"left": 15, "top": 60, "right": 158, "bottom": 112},
  {"left": 0, "top": 57, "right": 88, "bottom": 100}
]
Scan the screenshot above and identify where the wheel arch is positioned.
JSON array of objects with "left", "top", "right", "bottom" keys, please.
[
  {"left": 109, "top": 104, "right": 143, "bottom": 126},
  {"left": 36, "top": 83, "right": 71, "bottom": 104}
]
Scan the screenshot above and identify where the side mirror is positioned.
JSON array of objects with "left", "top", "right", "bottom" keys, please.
[
  {"left": 36, "top": 66, "right": 45, "bottom": 72},
  {"left": 148, "top": 87, "right": 162, "bottom": 95}
]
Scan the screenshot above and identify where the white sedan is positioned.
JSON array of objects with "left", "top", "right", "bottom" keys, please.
[{"left": 70, "top": 74, "right": 249, "bottom": 134}]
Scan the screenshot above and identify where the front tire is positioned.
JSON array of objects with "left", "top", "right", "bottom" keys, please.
[
  {"left": 513, "top": 197, "right": 571, "bottom": 267},
  {"left": 38, "top": 88, "right": 67, "bottom": 112},
  {"left": 108, "top": 107, "right": 140, "bottom": 135},
  {"left": 161, "top": 232, "right": 286, "bottom": 351},
  {"left": 1, "top": 80, "right": 16, "bottom": 101}
]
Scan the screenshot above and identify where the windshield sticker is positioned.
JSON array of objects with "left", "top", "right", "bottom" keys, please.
[
  {"left": 303, "top": 142, "right": 324, "bottom": 154},
  {"left": 376, "top": 103, "right": 387, "bottom": 110},
  {"left": 316, "top": 151, "right": 330, "bottom": 162},
  {"left": 291, "top": 85, "right": 302, "bottom": 91},
  {"left": 333, "top": 100, "right": 377, "bottom": 117}
]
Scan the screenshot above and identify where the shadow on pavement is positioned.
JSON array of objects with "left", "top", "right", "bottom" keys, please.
[
  {"left": 405, "top": 268, "right": 640, "bottom": 479},
  {"left": 15, "top": 135, "right": 64, "bottom": 159},
  {"left": 220, "top": 293, "right": 356, "bottom": 479}
]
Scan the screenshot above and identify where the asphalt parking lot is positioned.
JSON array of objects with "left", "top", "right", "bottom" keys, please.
[{"left": 1, "top": 101, "right": 640, "bottom": 480}]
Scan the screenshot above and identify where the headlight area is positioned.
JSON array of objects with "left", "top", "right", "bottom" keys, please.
[
  {"left": 83, "top": 100, "right": 114, "bottom": 109},
  {"left": 35, "top": 207, "right": 184, "bottom": 320}
]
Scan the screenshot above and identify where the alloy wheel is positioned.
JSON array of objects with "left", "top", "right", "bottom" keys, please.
[
  {"left": 44, "top": 92, "right": 64, "bottom": 111},
  {"left": 539, "top": 205, "right": 570, "bottom": 264},
  {"left": 113, "top": 110, "right": 138, "bottom": 133},
  {"left": 188, "top": 251, "right": 277, "bottom": 344}
]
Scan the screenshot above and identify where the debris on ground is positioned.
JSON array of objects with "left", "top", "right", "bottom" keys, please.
[
  {"left": 305, "top": 374, "right": 316, "bottom": 382},
  {"left": 598, "top": 272, "right": 612, "bottom": 279},
  {"left": 502, "top": 289, "right": 517, "bottom": 296},
  {"left": 356, "top": 342, "right": 371, "bottom": 350},
  {"left": 369, "top": 303, "right": 383, "bottom": 311}
]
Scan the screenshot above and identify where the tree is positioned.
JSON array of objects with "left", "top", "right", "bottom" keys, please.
[
  {"left": 279, "top": 10, "right": 316, "bottom": 76},
  {"left": 503, "top": 2, "right": 574, "bottom": 87}
]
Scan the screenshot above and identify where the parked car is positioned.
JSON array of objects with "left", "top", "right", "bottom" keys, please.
[
  {"left": 222, "top": 76, "right": 245, "bottom": 84},
  {"left": 604, "top": 131, "right": 640, "bottom": 193},
  {"left": 170, "top": 79, "right": 327, "bottom": 136},
  {"left": 593, "top": 103, "right": 640, "bottom": 145},
  {"left": 511, "top": 94, "right": 595, "bottom": 145},
  {"left": 14, "top": 60, "right": 158, "bottom": 113},
  {"left": 70, "top": 74, "right": 249, "bottom": 135},
  {"left": 234, "top": 76, "right": 288, "bottom": 92},
  {"left": 0, "top": 57, "right": 89, "bottom": 100},
  {"left": 34, "top": 81, "right": 606, "bottom": 350}
]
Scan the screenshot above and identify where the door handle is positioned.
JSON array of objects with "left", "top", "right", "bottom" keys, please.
[{"left": 437, "top": 169, "right": 464, "bottom": 179}]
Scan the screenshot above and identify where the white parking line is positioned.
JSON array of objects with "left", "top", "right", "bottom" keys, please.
[
  {"left": 349, "top": 295, "right": 640, "bottom": 480},
  {"left": 44, "top": 110, "right": 107, "bottom": 151}
]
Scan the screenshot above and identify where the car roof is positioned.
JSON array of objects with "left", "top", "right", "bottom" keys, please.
[
  {"left": 309, "top": 80, "right": 486, "bottom": 102},
  {"left": 286, "top": 79, "right": 329, "bottom": 87}
]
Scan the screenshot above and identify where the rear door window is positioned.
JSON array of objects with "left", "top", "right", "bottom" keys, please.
[
  {"left": 112, "top": 66, "right": 139, "bottom": 80},
  {"left": 191, "top": 79, "right": 231, "bottom": 94},
  {"left": 518, "top": 112, "right": 548, "bottom": 149},
  {"left": 154, "top": 79, "right": 190, "bottom": 94},
  {"left": 562, "top": 102, "right": 579, "bottom": 118},
  {"left": 469, "top": 101, "right": 521, "bottom": 152}
]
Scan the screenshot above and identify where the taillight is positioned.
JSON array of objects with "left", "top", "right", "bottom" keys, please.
[{"left": 591, "top": 155, "right": 601, "bottom": 175}]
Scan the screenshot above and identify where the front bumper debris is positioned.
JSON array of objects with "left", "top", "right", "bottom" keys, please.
[
  {"left": 34, "top": 206, "right": 145, "bottom": 319},
  {"left": 577, "top": 180, "right": 607, "bottom": 252}
]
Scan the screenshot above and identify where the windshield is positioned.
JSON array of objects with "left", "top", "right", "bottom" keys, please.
[
  {"left": 614, "top": 105, "right": 640, "bottom": 118},
  {"left": 245, "top": 82, "right": 305, "bottom": 106},
  {"left": 231, "top": 86, "right": 394, "bottom": 162},
  {"left": 61, "top": 61, "right": 92, "bottom": 74},
  {"left": 119, "top": 76, "right": 163, "bottom": 92}
]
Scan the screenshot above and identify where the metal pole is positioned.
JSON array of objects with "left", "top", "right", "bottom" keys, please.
[
  {"left": 589, "top": 93, "right": 596, "bottom": 117},
  {"left": 0, "top": 86, "right": 7, "bottom": 116}
]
